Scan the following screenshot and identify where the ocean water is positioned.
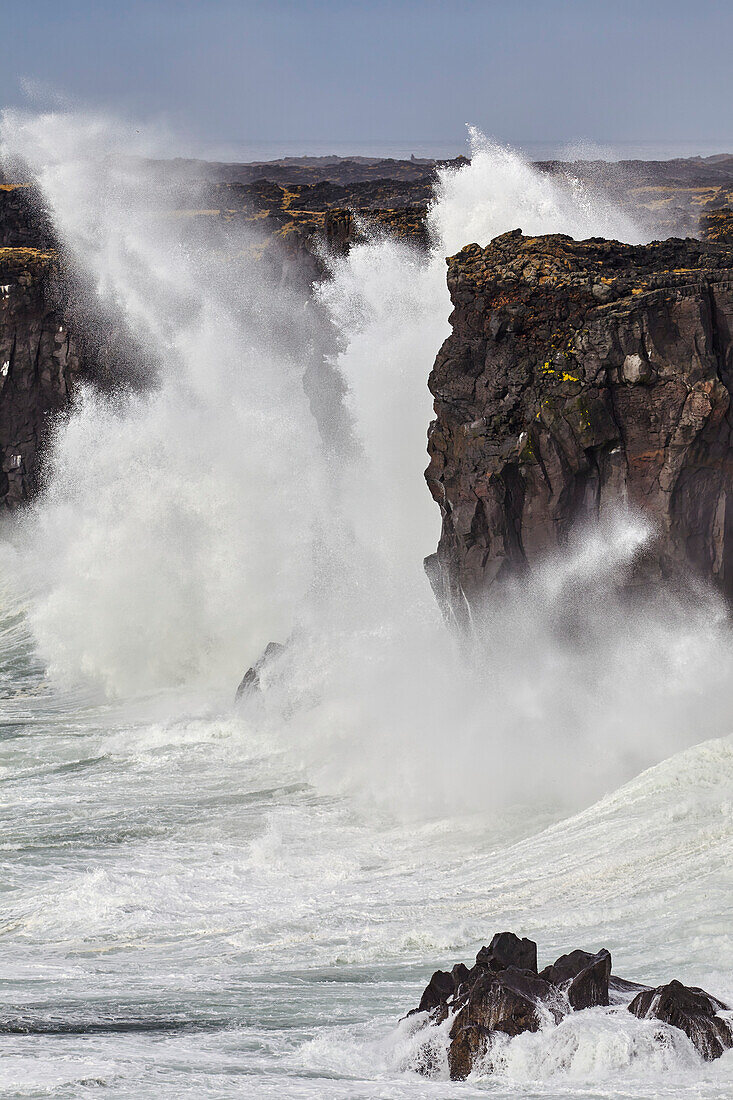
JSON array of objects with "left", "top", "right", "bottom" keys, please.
[{"left": 0, "top": 116, "right": 731, "bottom": 1098}]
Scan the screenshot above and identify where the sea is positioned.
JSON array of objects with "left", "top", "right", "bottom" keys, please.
[{"left": 0, "top": 114, "right": 731, "bottom": 1098}]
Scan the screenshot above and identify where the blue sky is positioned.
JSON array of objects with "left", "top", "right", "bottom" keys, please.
[{"left": 2, "top": 0, "right": 732, "bottom": 158}]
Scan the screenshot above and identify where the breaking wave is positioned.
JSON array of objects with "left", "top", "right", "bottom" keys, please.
[{"left": 0, "top": 113, "right": 731, "bottom": 1099}]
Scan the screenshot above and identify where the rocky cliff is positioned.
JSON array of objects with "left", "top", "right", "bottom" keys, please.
[
  {"left": 0, "top": 185, "right": 147, "bottom": 508},
  {"left": 425, "top": 231, "right": 733, "bottom": 624},
  {"left": 0, "top": 246, "right": 92, "bottom": 506}
]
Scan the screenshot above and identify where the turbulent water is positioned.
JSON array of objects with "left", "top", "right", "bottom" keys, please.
[{"left": 0, "top": 116, "right": 732, "bottom": 1098}]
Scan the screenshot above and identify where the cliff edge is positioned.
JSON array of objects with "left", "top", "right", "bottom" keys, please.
[{"left": 425, "top": 231, "right": 733, "bottom": 624}]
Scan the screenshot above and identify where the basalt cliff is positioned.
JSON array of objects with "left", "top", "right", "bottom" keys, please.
[{"left": 425, "top": 231, "right": 733, "bottom": 623}]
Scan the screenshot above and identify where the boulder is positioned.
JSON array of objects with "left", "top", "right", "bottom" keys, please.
[
  {"left": 628, "top": 979, "right": 733, "bottom": 1061},
  {"left": 416, "top": 969, "right": 455, "bottom": 1014},
  {"left": 464, "top": 967, "right": 554, "bottom": 1035},
  {"left": 540, "top": 948, "right": 612, "bottom": 1009},
  {"left": 476, "top": 931, "right": 538, "bottom": 973}
]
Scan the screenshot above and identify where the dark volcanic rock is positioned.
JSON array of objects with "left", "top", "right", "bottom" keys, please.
[
  {"left": 448, "top": 1021, "right": 490, "bottom": 1080},
  {"left": 628, "top": 980, "right": 733, "bottom": 1061},
  {"left": 0, "top": 186, "right": 55, "bottom": 249},
  {"left": 476, "top": 931, "right": 538, "bottom": 973},
  {"left": 0, "top": 249, "right": 89, "bottom": 506},
  {"left": 462, "top": 967, "right": 554, "bottom": 1034},
  {"left": 540, "top": 948, "right": 612, "bottom": 1009},
  {"left": 700, "top": 203, "right": 733, "bottom": 245},
  {"left": 425, "top": 231, "right": 733, "bottom": 625},
  {"left": 567, "top": 957, "right": 610, "bottom": 1011},
  {"left": 407, "top": 934, "right": 731, "bottom": 1079},
  {"left": 416, "top": 968, "right": 455, "bottom": 1014},
  {"left": 448, "top": 967, "right": 555, "bottom": 1079}
]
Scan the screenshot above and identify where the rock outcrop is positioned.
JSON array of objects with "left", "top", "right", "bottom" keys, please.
[
  {"left": 0, "top": 248, "right": 87, "bottom": 506},
  {"left": 408, "top": 933, "right": 732, "bottom": 1079},
  {"left": 628, "top": 979, "right": 733, "bottom": 1061},
  {"left": 425, "top": 231, "right": 733, "bottom": 624}
]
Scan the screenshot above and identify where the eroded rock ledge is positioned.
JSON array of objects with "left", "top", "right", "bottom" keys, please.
[
  {"left": 425, "top": 231, "right": 733, "bottom": 624},
  {"left": 408, "top": 932, "right": 732, "bottom": 1078}
]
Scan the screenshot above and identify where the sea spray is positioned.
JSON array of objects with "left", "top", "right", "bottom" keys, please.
[
  {"left": 0, "top": 110, "right": 330, "bottom": 695},
  {"left": 1, "top": 113, "right": 731, "bottom": 819},
  {"left": 0, "top": 113, "right": 732, "bottom": 1099}
]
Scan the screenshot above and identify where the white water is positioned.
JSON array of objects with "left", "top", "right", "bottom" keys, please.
[{"left": 0, "top": 116, "right": 731, "bottom": 1098}]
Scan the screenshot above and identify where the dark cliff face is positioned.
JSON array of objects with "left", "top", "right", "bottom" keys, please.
[
  {"left": 0, "top": 185, "right": 55, "bottom": 249},
  {"left": 0, "top": 248, "right": 91, "bottom": 506},
  {"left": 0, "top": 185, "right": 147, "bottom": 509},
  {"left": 425, "top": 230, "right": 733, "bottom": 624}
]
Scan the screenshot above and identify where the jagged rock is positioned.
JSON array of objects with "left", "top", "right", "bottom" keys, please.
[
  {"left": 416, "top": 968, "right": 455, "bottom": 1014},
  {"left": 235, "top": 641, "right": 285, "bottom": 700},
  {"left": 476, "top": 931, "right": 538, "bottom": 973},
  {"left": 540, "top": 948, "right": 611, "bottom": 1009},
  {"left": 412, "top": 934, "right": 538, "bottom": 1022},
  {"left": 448, "top": 966, "right": 555, "bottom": 1079},
  {"left": 407, "top": 934, "right": 731, "bottom": 1080},
  {"left": 628, "top": 980, "right": 733, "bottom": 1061},
  {"left": 425, "top": 232, "right": 733, "bottom": 625},
  {"left": 700, "top": 203, "right": 733, "bottom": 244},
  {"left": 448, "top": 1021, "right": 490, "bottom": 1080},
  {"left": 462, "top": 966, "right": 554, "bottom": 1034}
]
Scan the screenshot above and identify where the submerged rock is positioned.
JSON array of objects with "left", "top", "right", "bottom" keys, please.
[{"left": 628, "top": 979, "right": 733, "bottom": 1061}]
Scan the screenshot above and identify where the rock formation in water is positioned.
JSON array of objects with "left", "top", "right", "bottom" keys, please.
[
  {"left": 425, "top": 231, "right": 733, "bottom": 624},
  {"left": 408, "top": 933, "right": 732, "bottom": 1078}
]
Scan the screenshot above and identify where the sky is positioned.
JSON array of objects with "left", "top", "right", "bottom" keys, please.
[{"left": 2, "top": 0, "right": 733, "bottom": 160}]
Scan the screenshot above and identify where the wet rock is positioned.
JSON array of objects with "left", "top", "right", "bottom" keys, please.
[
  {"left": 476, "top": 931, "right": 538, "bottom": 974},
  {"left": 235, "top": 641, "right": 285, "bottom": 699},
  {"left": 448, "top": 1021, "right": 490, "bottom": 1080},
  {"left": 425, "top": 232, "right": 733, "bottom": 625},
  {"left": 567, "top": 951, "right": 611, "bottom": 1010},
  {"left": 464, "top": 967, "right": 554, "bottom": 1034},
  {"left": 447, "top": 966, "right": 555, "bottom": 1079},
  {"left": 540, "top": 948, "right": 611, "bottom": 1008},
  {"left": 406, "top": 933, "right": 733, "bottom": 1080},
  {"left": 628, "top": 979, "right": 733, "bottom": 1061},
  {"left": 451, "top": 962, "right": 470, "bottom": 989},
  {"left": 416, "top": 969, "right": 455, "bottom": 1014}
]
